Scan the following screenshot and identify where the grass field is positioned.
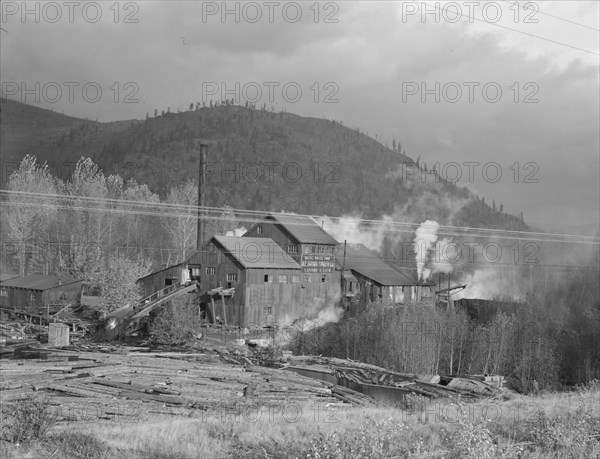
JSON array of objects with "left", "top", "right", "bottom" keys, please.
[{"left": 2, "top": 382, "right": 598, "bottom": 458}]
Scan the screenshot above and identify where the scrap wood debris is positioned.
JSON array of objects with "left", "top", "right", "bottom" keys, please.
[{"left": 285, "top": 355, "right": 505, "bottom": 399}]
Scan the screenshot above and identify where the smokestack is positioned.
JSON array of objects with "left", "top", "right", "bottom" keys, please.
[{"left": 197, "top": 143, "right": 207, "bottom": 250}]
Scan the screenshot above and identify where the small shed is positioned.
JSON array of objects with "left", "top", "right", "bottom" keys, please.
[
  {"left": 137, "top": 262, "right": 193, "bottom": 300},
  {"left": 0, "top": 274, "right": 82, "bottom": 312},
  {"left": 48, "top": 322, "right": 70, "bottom": 347}
]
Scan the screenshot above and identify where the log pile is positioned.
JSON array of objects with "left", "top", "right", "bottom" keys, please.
[{"left": 1, "top": 346, "right": 373, "bottom": 423}]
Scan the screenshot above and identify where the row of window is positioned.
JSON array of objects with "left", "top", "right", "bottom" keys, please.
[
  {"left": 205, "top": 267, "right": 332, "bottom": 285},
  {"left": 205, "top": 268, "right": 238, "bottom": 282},
  {"left": 287, "top": 245, "right": 335, "bottom": 255},
  {"left": 263, "top": 274, "right": 329, "bottom": 283},
  {"left": 205, "top": 269, "right": 329, "bottom": 284}
]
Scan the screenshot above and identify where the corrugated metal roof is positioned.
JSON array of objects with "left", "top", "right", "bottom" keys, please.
[
  {"left": 0, "top": 274, "right": 82, "bottom": 290},
  {"left": 335, "top": 244, "right": 419, "bottom": 286},
  {"left": 213, "top": 236, "right": 302, "bottom": 270},
  {"left": 266, "top": 214, "right": 339, "bottom": 245}
]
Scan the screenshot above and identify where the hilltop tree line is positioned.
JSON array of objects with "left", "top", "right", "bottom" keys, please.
[{"left": 5, "top": 98, "right": 528, "bottom": 229}]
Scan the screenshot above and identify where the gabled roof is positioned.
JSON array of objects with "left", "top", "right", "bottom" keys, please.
[
  {"left": 249, "top": 214, "right": 339, "bottom": 245},
  {"left": 0, "top": 274, "right": 82, "bottom": 290},
  {"left": 0, "top": 273, "right": 19, "bottom": 283},
  {"left": 213, "top": 235, "right": 302, "bottom": 270},
  {"left": 335, "top": 244, "right": 425, "bottom": 286},
  {"left": 138, "top": 262, "right": 185, "bottom": 281}
]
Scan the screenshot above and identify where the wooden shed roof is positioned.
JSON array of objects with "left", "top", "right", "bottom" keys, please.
[
  {"left": 246, "top": 213, "right": 339, "bottom": 245},
  {"left": 335, "top": 243, "right": 428, "bottom": 286},
  {"left": 0, "top": 274, "right": 82, "bottom": 290}
]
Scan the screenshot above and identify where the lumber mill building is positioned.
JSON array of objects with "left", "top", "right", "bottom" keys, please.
[
  {"left": 190, "top": 235, "right": 340, "bottom": 327},
  {"left": 0, "top": 274, "right": 82, "bottom": 312},
  {"left": 335, "top": 243, "right": 435, "bottom": 313},
  {"left": 135, "top": 214, "right": 436, "bottom": 327}
]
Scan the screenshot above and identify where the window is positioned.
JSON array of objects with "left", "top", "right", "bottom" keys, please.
[
  {"left": 227, "top": 273, "right": 237, "bottom": 282},
  {"left": 287, "top": 244, "right": 298, "bottom": 253},
  {"left": 30, "top": 293, "right": 36, "bottom": 301},
  {"left": 292, "top": 275, "right": 300, "bottom": 283},
  {"left": 263, "top": 306, "right": 273, "bottom": 315},
  {"left": 304, "top": 275, "right": 312, "bottom": 283},
  {"left": 206, "top": 267, "right": 215, "bottom": 275},
  {"left": 257, "top": 226, "right": 263, "bottom": 234},
  {"left": 278, "top": 275, "right": 287, "bottom": 283},
  {"left": 264, "top": 274, "right": 273, "bottom": 283},
  {"left": 321, "top": 275, "right": 329, "bottom": 283},
  {"left": 306, "top": 245, "right": 315, "bottom": 254},
  {"left": 0, "top": 288, "right": 7, "bottom": 297},
  {"left": 348, "top": 282, "right": 353, "bottom": 292}
]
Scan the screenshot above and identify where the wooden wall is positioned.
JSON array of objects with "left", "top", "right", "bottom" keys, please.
[
  {"left": 0, "top": 282, "right": 81, "bottom": 312},
  {"left": 138, "top": 264, "right": 186, "bottom": 299},
  {"left": 244, "top": 221, "right": 297, "bottom": 260},
  {"left": 243, "top": 269, "right": 341, "bottom": 327}
]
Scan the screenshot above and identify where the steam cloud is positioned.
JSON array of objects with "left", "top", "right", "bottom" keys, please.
[
  {"left": 225, "top": 226, "right": 247, "bottom": 237},
  {"left": 414, "top": 220, "right": 439, "bottom": 281}
]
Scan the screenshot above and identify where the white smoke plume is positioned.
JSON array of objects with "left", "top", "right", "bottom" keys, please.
[
  {"left": 319, "top": 214, "right": 395, "bottom": 252},
  {"left": 414, "top": 220, "right": 439, "bottom": 281},
  {"left": 225, "top": 226, "right": 247, "bottom": 237},
  {"left": 456, "top": 269, "right": 525, "bottom": 302},
  {"left": 277, "top": 283, "right": 343, "bottom": 345},
  {"left": 430, "top": 237, "right": 455, "bottom": 275}
]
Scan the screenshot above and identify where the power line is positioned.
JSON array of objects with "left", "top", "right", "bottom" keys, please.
[
  {"left": 424, "top": 0, "right": 600, "bottom": 56},
  {"left": 1, "top": 190, "right": 599, "bottom": 245},
  {"left": 498, "top": 1, "right": 600, "bottom": 33}
]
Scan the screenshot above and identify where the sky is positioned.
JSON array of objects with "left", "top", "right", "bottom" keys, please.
[{"left": 1, "top": 1, "right": 599, "bottom": 235}]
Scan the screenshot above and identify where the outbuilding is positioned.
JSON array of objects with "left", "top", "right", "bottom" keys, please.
[{"left": 0, "top": 274, "right": 82, "bottom": 313}]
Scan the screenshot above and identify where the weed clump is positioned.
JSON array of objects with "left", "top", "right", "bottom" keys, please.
[{"left": 0, "top": 398, "right": 58, "bottom": 445}]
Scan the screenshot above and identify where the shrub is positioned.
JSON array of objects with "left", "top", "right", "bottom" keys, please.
[
  {"left": 53, "top": 432, "right": 110, "bottom": 459},
  {"left": 443, "top": 405, "right": 524, "bottom": 459},
  {"left": 0, "top": 399, "right": 58, "bottom": 445},
  {"left": 531, "top": 399, "right": 599, "bottom": 451},
  {"left": 149, "top": 295, "right": 202, "bottom": 344},
  {"left": 305, "top": 417, "right": 409, "bottom": 459}
]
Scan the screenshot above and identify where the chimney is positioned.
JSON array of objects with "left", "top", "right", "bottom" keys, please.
[{"left": 197, "top": 142, "right": 207, "bottom": 250}]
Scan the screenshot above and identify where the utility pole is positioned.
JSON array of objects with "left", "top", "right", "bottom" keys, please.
[
  {"left": 196, "top": 142, "right": 207, "bottom": 250},
  {"left": 341, "top": 240, "right": 347, "bottom": 303}
]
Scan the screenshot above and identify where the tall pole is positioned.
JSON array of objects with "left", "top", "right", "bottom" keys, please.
[
  {"left": 341, "top": 240, "right": 347, "bottom": 308},
  {"left": 197, "top": 143, "right": 207, "bottom": 250}
]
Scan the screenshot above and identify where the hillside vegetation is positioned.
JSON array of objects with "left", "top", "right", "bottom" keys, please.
[{"left": 1, "top": 98, "right": 528, "bottom": 230}]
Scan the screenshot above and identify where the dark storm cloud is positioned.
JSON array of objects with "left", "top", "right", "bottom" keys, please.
[{"left": 0, "top": 1, "right": 597, "bottom": 233}]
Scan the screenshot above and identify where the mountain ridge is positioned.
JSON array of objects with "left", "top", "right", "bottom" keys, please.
[{"left": 0, "top": 98, "right": 529, "bottom": 232}]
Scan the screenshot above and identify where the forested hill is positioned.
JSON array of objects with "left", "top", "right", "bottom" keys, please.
[{"left": 0, "top": 98, "right": 529, "bottom": 230}]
